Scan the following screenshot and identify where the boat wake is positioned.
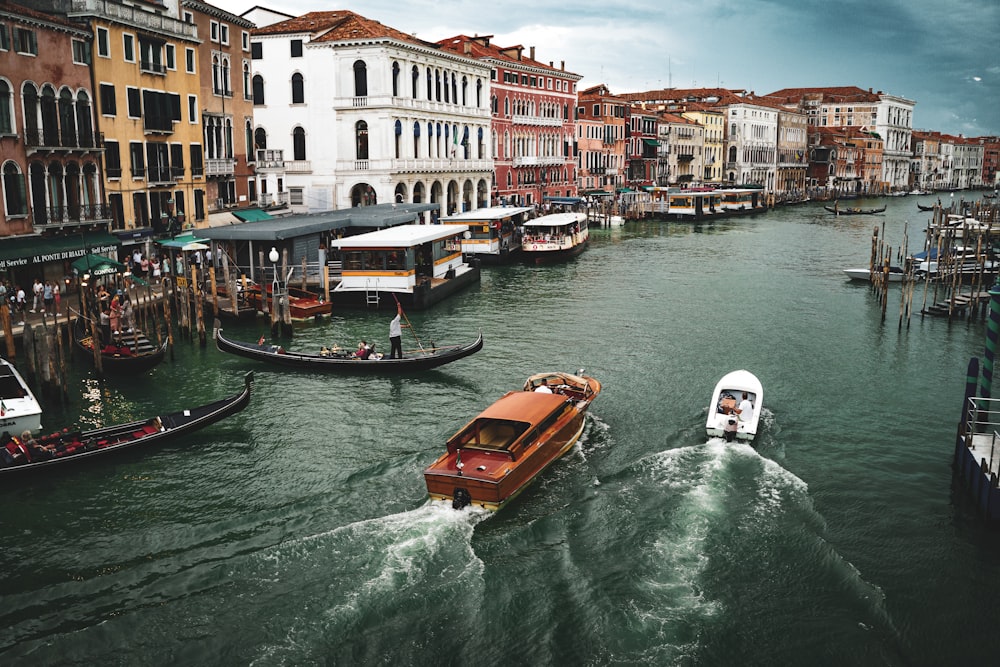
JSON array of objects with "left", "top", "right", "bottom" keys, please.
[{"left": 249, "top": 502, "right": 492, "bottom": 664}]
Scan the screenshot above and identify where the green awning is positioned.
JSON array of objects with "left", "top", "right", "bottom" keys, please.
[
  {"left": 71, "top": 254, "right": 126, "bottom": 277},
  {"left": 157, "top": 232, "right": 210, "bottom": 249},
  {"left": 642, "top": 138, "right": 660, "bottom": 147},
  {"left": 233, "top": 208, "right": 274, "bottom": 222},
  {"left": 0, "top": 231, "right": 120, "bottom": 271}
]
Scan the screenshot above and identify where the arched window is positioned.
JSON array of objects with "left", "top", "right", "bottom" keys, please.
[
  {"left": 504, "top": 96, "right": 509, "bottom": 117},
  {"left": 2, "top": 161, "right": 27, "bottom": 216},
  {"left": 41, "top": 85, "right": 58, "bottom": 146},
  {"left": 425, "top": 68, "right": 432, "bottom": 99},
  {"left": 411, "top": 65, "right": 419, "bottom": 99},
  {"left": 443, "top": 70, "right": 449, "bottom": 103},
  {"left": 461, "top": 76, "right": 468, "bottom": 106},
  {"left": 291, "top": 73, "right": 304, "bottom": 104},
  {"left": 353, "top": 60, "right": 367, "bottom": 97},
  {"left": 477, "top": 80, "right": 483, "bottom": 108},
  {"left": 222, "top": 56, "right": 231, "bottom": 95},
  {"left": 254, "top": 127, "right": 267, "bottom": 150},
  {"left": 22, "top": 82, "right": 38, "bottom": 136},
  {"left": 252, "top": 74, "right": 264, "bottom": 105},
  {"left": 392, "top": 62, "right": 400, "bottom": 97},
  {"left": 212, "top": 55, "right": 222, "bottom": 95},
  {"left": 413, "top": 121, "right": 420, "bottom": 158},
  {"left": 59, "top": 88, "right": 75, "bottom": 146},
  {"left": 0, "top": 80, "right": 12, "bottom": 134},
  {"left": 293, "top": 126, "right": 306, "bottom": 161},
  {"left": 75, "top": 90, "right": 93, "bottom": 147},
  {"left": 245, "top": 119, "right": 253, "bottom": 159},
  {"left": 243, "top": 62, "right": 251, "bottom": 100},
  {"left": 394, "top": 119, "right": 402, "bottom": 159},
  {"left": 355, "top": 120, "right": 369, "bottom": 160},
  {"left": 435, "top": 70, "right": 441, "bottom": 102},
  {"left": 451, "top": 73, "right": 457, "bottom": 104}
]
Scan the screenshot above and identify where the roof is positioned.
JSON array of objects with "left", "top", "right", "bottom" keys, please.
[
  {"left": 440, "top": 206, "right": 533, "bottom": 222},
  {"left": 253, "top": 10, "right": 435, "bottom": 50},
  {"left": 197, "top": 203, "right": 438, "bottom": 241},
  {"left": 523, "top": 213, "right": 585, "bottom": 228},
  {"left": 328, "top": 224, "right": 469, "bottom": 249},
  {"left": 435, "top": 34, "right": 582, "bottom": 79},
  {"left": 475, "top": 390, "right": 568, "bottom": 425}
]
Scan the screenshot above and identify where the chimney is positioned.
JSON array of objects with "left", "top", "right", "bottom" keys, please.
[
  {"left": 561, "top": 60, "right": 565, "bottom": 71},
  {"left": 464, "top": 42, "right": 471, "bottom": 54},
  {"left": 530, "top": 46, "right": 535, "bottom": 60}
]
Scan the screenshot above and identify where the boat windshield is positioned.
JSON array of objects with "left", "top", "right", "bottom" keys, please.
[
  {"left": 448, "top": 418, "right": 530, "bottom": 452},
  {"left": 0, "top": 372, "right": 28, "bottom": 400}
]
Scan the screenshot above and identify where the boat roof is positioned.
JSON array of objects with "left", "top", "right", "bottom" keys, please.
[
  {"left": 523, "top": 212, "right": 586, "bottom": 228},
  {"left": 475, "top": 390, "right": 569, "bottom": 424},
  {"left": 328, "top": 223, "right": 469, "bottom": 249},
  {"left": 712, "top": 369, "right": 762, "bottom": 396},
  {"left": 440, "top": 206, "right": 534, "bottom": 222}
]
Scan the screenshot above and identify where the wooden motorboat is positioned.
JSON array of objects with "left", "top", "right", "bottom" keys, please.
[
  {"left": 0, "top": 358, "right": 43, "bottom": 435},
  {"left": 843, "top": 266, "right": 905, "bottom": 282},
  {"left": 246, "top": 283, "right": 331, "bottom": 320},
  {"left": 424, "top": 371, "right": 601, "bottom": 511},
  {"left": 706, "top": 369, "right": 763, "bottom": 442},
  {"left": 74, "top": 319, "right": 168, "bottom": 374},
  {"left": 215, "top": 328, "right": 483, "bottom": 373},
  {"left": 520, "top": 212, "right": 589, "bottom": 264},
  {"left": 824, "top": 204, "right": 887, "bottom": 215},
  {"left": 0, "top": 372, "right": 253, "bottom": 476}
]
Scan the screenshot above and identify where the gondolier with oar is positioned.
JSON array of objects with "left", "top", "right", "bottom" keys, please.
[{"left": 389, "top": 301, "right": 404, "bottom": 359}]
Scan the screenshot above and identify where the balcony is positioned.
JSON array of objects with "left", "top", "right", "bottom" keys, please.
[
  {"left": 338, "top": 158, "right": 492, "bottom": 174},
  {"left": 140, "top": 59, "right": 166, "bottom": 75},
  {"left": 284, "top": 160, "right": 311, "bottom": 173},
  {"left": 511, "top": 114, "right": 564, "bottom": 127},
  {"left": 33, "top": 202, "right": 112, "bottom": 229},
  {"left": 146, "top": 168, "right": 174, "bottom": 186},
  {"left": 513, "top": 155, "right": 568, "bottom": 167},
  {"left": 255, "top": 149, "right": 284, "bottom": 171},
  {"left": 257, "top": 192, "right": 289, "bottom": 208},
  {"left": 206, "top": 158, "right": 236, "bottom": 176},
  {"left": 23, "top": 128, "right": 103, "bottom": 153}
]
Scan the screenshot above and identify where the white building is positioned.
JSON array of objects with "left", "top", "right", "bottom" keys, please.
[
  {"left": 250, "top": 10, "right": 493, "bottom": 215},
  {"left": 724, "top": 101, "right": 778, "bottom": 190}
]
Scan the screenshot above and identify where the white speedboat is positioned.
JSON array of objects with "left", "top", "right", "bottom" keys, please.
[
  {"left": 843, "top": 267, "right": 905, "bottom": 282},
  {"left": 706, "top": 369, "right": 762, "bottom": 442},
  {"left": 0, "top": 358, "right": 42, "bottom": 436}
]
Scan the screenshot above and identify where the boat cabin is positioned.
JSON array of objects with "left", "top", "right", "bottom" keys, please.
[
  {"left": 445, "top": 391, "right": 576, "bottom": 461},
  {"left": 720, "top": 188, "right": 763, "bottom": 212},
  {"left": 439, "top": 206, "right": 533, "bottom": 262},
  {"left": 521, "top": 212, "right": 588, "bottom": 251},
  {"left": 648, "top": 187, "right": 724, "bottom": 218}
]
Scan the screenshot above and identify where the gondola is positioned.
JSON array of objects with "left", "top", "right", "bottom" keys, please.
[
  {"left": 917, "top": 203, "right": 936, "bottom": 212},
  {"left": 824, "top": 204, "right": 887, "bottom": 215},
  {"left": 0, "top": 372, "right": 253, "bottom": 476},
  {"left": 215, "top": 328, "right": 483, "bottom": 373},
  {"left": 74, "top": 318, "right": 168, "bottom": 373}
]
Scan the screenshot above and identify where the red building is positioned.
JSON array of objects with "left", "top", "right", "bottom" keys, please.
[{"left": 437, "top": 35, "right": 581, "bottom": 207}]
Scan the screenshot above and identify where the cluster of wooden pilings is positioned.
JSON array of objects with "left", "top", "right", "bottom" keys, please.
[{"left": 866, "top": 198, "right": 1000, "bottom": 326}]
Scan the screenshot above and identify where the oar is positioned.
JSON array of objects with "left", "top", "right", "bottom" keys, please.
[{"left": 392, "top": 294, "right": 425, "bottom": 352}]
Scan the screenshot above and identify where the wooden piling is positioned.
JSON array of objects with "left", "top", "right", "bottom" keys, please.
[
  {"left": 192, "top": 264, "right": 206, "bottom": 346},
  {"left": 0, "top": 302, "right": 14, "bottom": 360}
]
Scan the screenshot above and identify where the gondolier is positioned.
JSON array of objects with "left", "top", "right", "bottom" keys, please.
[{"left": 389, "top": 303, "right": 404, "bottom": 359}]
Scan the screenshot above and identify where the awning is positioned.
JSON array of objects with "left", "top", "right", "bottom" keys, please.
[
  {"left": 642, "top": 138, "right": 660, "bottom": 147},
  {"left": 233, "top": 208, "right": 274, "bottom": 222},
  {"left": 543, "top": 197, "right": 584, "bottom": 206},
  {"left": 71, "top": 254, "right": 127, "bottom": 277},
  {"left": 580, "top": 189, "right": 613, "bottom": 197},
  {"left": 156, "top": 232, "right": 210, "bottom": 249},
  {"left": 0, "top": 231, "right": 121, "bottom": 271},
  {"left": 208, "top": 212, "right": 242, "bottom": 227},
  {"left": 113, "top": 227, "right": 155, "bottom": 244}
]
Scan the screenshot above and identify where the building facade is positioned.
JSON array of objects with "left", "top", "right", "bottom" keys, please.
[
  {"left": 577, "top": 84, "right": 626, "bottom": 195},
  {"left": 654, "top": 112, "right": 704, "bottom": 187}
]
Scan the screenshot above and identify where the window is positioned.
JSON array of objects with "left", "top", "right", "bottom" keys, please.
[
  {"left": 243, "top": 62, "right": 251, "bottom": 100},
  {"left": 290, "top": 39, "right": 302, "bottom": 57},
  {"left": 129, "top": 141, "right": 145, "bottom": 178},
  {"left": 291, "top": 73, "right": 304, "bottom": 104},
  {"left": 72, "top": 38, "right": 91, "bottom": 64},
  {"left": 210, "top": 21, "right": 219, "bottom": 43},
  {"left": 3, "top": 162, "right": 27, "bottom": 216},
  {"left": 123, "top": 33, "right": 134, "bottom": 62},
  {"left": 289, "top": 187, "right": 303, "bottom": 206},
  {"left": 188, "top": 95, "right": 197, "bottom": 124},
  {"left": 392, "top": 62, "right": 399, "bottom": 97},
  {"left": 139, "top": 36, "right": 164, "bottom": 74},
  {"left": 99, "top": 83, "right": 116, "bottom": 115},
  {"left": 165, "top": 44, "right": 175, "bottom": 70},
  {"left": 292, "top": 127, "right": 306, "bottom": 161},
  {"left": 251, "top": 42, "right": 262, "bottom": 59},
  {"left": 353, "top": 61, "right": 367, "bottom": 97},
  {"left": 189, "top": 144, "right": 204, "bottom": 176},
  {"left": 242, "top": 31, "right": 250, "bottom": 51},
  {"left": 0, "top": 22, "right": 8, "bottom": 51},
  {"left": 183, "top": 11, "right": 193, "bottom": 24},
  {"left": 186, "top": 48, "right": 195, "bottom": 73},
  {"left": 0, "top": 81, "right": 11, "bottom": 133},
  {"left": 14, "top": 27, "right": 37, "bottom": 55},
  {"left": 355, "top": 120, "right": 368, "bottom": 160},
  {"left": 126, "top": 87, "right": 140, "bottom": 117},
  {"left": 141, "top": 90, "right": 179, "bottom": 132},
  {"left": 252, "top": 75, "right": 264, "bottom": 105},
  {"left": 104, "top": 140, "right": 121, "bottom": 177},
  {"left": 220, "top": 25, "right": 229, "bottom": 45},
  {"left": 194, "top": 189, "right": 205, "bottom": 219}
]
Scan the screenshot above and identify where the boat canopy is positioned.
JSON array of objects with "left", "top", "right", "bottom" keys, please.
[
  {"left": 522, "top": 213, "right": 585, "bottom": 228},
  {"left": 329, "top": 223, "right": 468, "bottom": 249},
  {"left": 440, "top": 206, "right": 533, "bottom": 223}
]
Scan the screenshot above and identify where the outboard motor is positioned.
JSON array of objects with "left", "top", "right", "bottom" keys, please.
[{"left": 452, "top": 487, "right": 472, "bottom": 510}]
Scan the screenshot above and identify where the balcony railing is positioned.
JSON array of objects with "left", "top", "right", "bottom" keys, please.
[
  {"left": 140, "top": 60, "right": 166, "bottom": 75},
  {"left": 24, "top": 128, "right": 104, "bottom": 151},
  {"left": 284, "top": 160, "right": 311, "bottom": 173},
  {"left": 257, "top": 192, "right": 289, "bottom": 208},
  {"left": 205, "top": 158, "right": 236, "bottom": 176},
  {"left": 511, "top": 114, "right": 564, "bottom": 127},
  {"left": 513, "top": 155, "right": 568, "bottom": 167},
  {"left": 33, "top": 202, "right": 112, "bottom": 227},
  {"left": 131, "top": 166, "right": 146, "bottom": 178}
]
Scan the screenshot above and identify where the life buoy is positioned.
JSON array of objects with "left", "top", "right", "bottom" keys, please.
[{"left": 532, "top": 244, "right": 538, "bottom": 250}]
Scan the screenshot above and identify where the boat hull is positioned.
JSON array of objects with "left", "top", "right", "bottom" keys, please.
[
  {"left": 74, "top": 322, "right": 168, "bottom": 374},
  {"left": 844, "top": 268, "right": 905, "bottom": 282},
  {"left": 522, "top": 239, "right": 588, "bottom": 265},
  {"left": 0, "top": 359, "right": 43, "bottom": 434}
]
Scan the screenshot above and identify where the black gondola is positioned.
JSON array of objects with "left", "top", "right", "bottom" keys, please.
[
  {"left": 0, "top": 372, "right": 253, "bottom": 476},
  {"left": 824, "top": 204, "right": 887, "bottom": 215},
  {"left": 215, "top": 328, "right": 483, "bottom": 373},
  {"left": 74, "top": 318, "right": 168, "bottom": 373},
  {"left": 917, "top": 203, "right": 936, "bottom": 211}
]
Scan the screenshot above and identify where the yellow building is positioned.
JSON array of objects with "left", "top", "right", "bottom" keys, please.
[
  {"left": 680, "top": 106, "right": 725, "bottom": 184},
  {"left": 71, "top": 0, "right": 204, "bottom": 233}
]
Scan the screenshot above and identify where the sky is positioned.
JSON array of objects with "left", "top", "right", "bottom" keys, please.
[{"left": 213, "top": 0, "right": 1000, "bottom": 137}]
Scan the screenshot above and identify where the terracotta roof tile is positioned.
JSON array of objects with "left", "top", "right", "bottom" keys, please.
[
  {"left": 253, "top": 10, "right": 435, "bottom": 50},
  {"left": 436, "top": 34, "right": 581, "bottom": 77}
]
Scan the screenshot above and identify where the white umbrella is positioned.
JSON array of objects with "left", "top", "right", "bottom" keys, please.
[{"left": 182, "top": 242, "right": 209, "bottom": 251}]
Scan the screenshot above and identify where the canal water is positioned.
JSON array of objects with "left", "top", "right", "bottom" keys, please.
[{"left": 3, "top": 195, "right": 999, "bottom": 665}]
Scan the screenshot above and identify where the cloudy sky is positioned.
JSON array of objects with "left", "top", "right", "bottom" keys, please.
[{"left": 213, "top": 0, "right": 999, "bottom": 137}]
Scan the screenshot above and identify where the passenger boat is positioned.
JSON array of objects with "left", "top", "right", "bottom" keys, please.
[
  {"left": 824, "top": 203, "right": 887, "bottom": 215},
  {"left": 439, "top": 206, "right": 534, "bottom": 264},
  {"left": 245, "top": 283, "right": 330, "bottom": 320},
  {"left": 327, "top": 224, "right": 480, "bottom": 310},
  {"left": 74, "top": 319, "right": 168, "bottom": 374},
  {"left": 0, "top": 372, "right": 253, "bottom": 476},
  {"left": 843, "top": 266, "right": 905, "bottom": 282},
  {"left": 0, "top": 358, "right": 43, "bottom": 436},
  {"left": 215, "top": 328, "right": 483, "bottom": 373},
  {"left": 705, "top": 369, "right": 763, "bottom": 442},
  {"left": 520, "top": 212, "right": 589, "bottom": 264},
  {"left": 424, "top": 371, "right": 602, "bottom": 511}
]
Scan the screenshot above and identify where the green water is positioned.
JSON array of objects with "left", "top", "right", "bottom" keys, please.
[{"left": 3, "top": 196, "right": 999, "bottom": 665}]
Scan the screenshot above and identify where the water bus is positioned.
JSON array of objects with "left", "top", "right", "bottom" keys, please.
[
  {"left": 520, "top": 212, "right": 589, "bottom": 264},
  {"left": 439, "top": 206, "right": 534, "bottom": 264}
]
